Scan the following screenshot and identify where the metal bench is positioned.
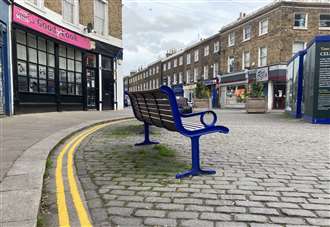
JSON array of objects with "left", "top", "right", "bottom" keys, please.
[{"left": 126, "top": 86, "right": 229, "bottom": 179}]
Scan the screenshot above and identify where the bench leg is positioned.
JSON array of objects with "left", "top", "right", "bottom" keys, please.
[
  {"left": 135, "top": 122, "right": 159, "bottom": 146},
  {"left": 176, "top": 136, "right": 216, "bottom": 179}
]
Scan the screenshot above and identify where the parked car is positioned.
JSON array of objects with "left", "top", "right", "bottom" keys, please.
[{"left": 176, "top": 96, "right": 193, "bottom": 113}]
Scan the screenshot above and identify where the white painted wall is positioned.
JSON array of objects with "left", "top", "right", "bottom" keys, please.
[
  {"left": 267, "top": 81, "right": 274, "bottom": 111},
  {"left": 116, "top": 59, "right": 124, "bottom": 110}
]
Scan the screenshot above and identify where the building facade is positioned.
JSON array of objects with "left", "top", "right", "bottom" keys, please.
[
  {"left": 127, "top": 0, "right": 330, "bottom": 111},
  {"left": 11, "top": 0, "right": 123, "bottom": 114},
  {"left": 0, "top": 0, "right": 11, "bottom": 115}
]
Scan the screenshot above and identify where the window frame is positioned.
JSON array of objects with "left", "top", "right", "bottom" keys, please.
[
  {"left": 258, "top": 47, "right": 268, "bottom": 67},
  {"left": 214, "top": 41, "right": 220, "bottom": 53},
  {"left": 186, "top": 53, "right": 191, "bottom": 65},
  {"left": 194, "top": 50, "right": 199, "bottom": 62},
  {"left": 242, "top": 51, "right": 251, "bottom": 70},
  {"left": 293, "top": 12, "right": 308, "bottom": 29},
  {"left": 319, "top": 13, "right": 330, "bottom": 30},
  {"left": 243, "top": 24, "right": 252, "bottom": 41},
  {"left": 259, "top": 18, "right": 269, "bottom": 36},
  {"left": 227, "top": 56, "right": 235, "bottom": 73},
  {"left": 94, "top": 0, "right": 109, "bottom": 35},
  {"left": 228, "top": 32, "right": 235, "bottom": 47},
  {"left": 204, "top": 45, "right": 209, "bottom": 56},
  {"left": 292, "top": 41, "right": 306, "bottom": 56}
]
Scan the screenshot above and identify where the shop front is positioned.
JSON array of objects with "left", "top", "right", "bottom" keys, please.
[{"left": 12, "top": 5, "right": 94, "bottom": 113}]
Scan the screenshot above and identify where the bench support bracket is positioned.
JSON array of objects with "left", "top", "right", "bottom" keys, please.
[
  {"left": 135, "top": 122, "right": 159, "bottom": 146},
  {"left": 176, "top": 136, "right": 216, "bottom": 179}
]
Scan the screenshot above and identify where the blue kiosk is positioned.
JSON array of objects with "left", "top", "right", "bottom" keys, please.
[{"left": 286, "top": 35, "right": 330, "bottom": 124}]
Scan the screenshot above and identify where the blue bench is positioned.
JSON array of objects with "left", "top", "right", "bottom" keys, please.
[{"left": 126, "top": 86, "right": 229, "bottom": 179}]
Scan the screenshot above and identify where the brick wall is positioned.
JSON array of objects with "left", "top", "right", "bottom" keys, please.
[
  {"left": 109, "top": 0, "right": 122, "bottom": 39},
  {"left": 44, "top": 0, "right": 61, "bottom": 14}
]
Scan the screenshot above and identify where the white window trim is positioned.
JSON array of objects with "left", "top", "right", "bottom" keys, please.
[
  {"left": 62, "top": 0, "right": 80, "bottom": 24},
  {"left": 258, "top": 47, "right": 268, "bottom": 67},
  {"left": 293, "top": 12, "right": 308, "bottom": 30},
  {"left": 227, "top": 56, "right": 235, "bottom": 73},
  {"left": 26, "top": 0, "right": 44, "bottom": 9},
  {"left": 292, "top": 41, "right": 306, "bottom": 56},
  {"left": 94, "top": 0, "right": 109, "bottom": 35},
  {"left": 194, "top": 50, "right": 199, "bottom": 62},
  {"left": 204, "top": 46, "right": 209, "bottom": 56},
  {"left": 179, "top": 56, "right": 183, "bottom": 66},
  {"left": 259, "top": 18, "right": 269, "bottom": 36},
  {"left": 243, "top": 25, "right": 251, "bottom": 42},
  {"left": 186, "top": 53, "right": 191, "bottom": 65},
  {"left": 319, "top": 13, "right": 330, "bottom": 30}
]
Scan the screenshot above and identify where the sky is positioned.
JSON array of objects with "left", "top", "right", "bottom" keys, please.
[{"left": 122, "top": 0, "right": 274, "bottom": 75}]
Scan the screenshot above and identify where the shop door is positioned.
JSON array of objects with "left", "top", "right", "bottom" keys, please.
[
  {"left": 273, "top": 84, "right": 286, "bottom": 109},
  {"left": 86, "top": 68, "right": 97, "bottom": 109},
  {"left": 102, "top": 70, "right": 114, "bottom": 110}
]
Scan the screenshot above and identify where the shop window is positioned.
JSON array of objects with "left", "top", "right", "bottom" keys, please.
[
  {"left": 102, "top": 57, "right": 112, "bottom": 71},
  {"left": 59, "top": 46, "right": 83, "bottom": 95},
  {"left": 86, "top": 54, "right": 96, "bottom": 68},
  {"left": 294, "top": 13, "right": 307, "bottom": 28},
  {"left": 27, "top": 34, "right": 37, "bottom": 48},
  {"left": 320, "top": 14, "right": 330, "bottom": 29}
]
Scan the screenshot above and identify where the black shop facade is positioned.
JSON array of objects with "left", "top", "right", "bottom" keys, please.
[{"left": 12, "top": 4, "right": 121, "bottom": 114}]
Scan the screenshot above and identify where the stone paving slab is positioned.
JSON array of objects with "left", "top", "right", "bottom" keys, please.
[{"left": 68, "top": 110, "right": 330, "bottom": 227}]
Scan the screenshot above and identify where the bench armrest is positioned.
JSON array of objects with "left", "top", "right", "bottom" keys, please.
[{"left": 181, "top": 111, "right": 218, "bottom": 127}]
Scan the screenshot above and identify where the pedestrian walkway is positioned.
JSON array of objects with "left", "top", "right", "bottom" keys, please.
[
  {"left": 0, "top": 109, "right": 132, "bottom": 227},
  {"left": 43, "top": 110, "right": 329, "bottom": 227}
]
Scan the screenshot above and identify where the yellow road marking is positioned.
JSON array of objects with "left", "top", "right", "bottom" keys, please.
[
  {"left": 56, "top": 120, "right": 131, "bottom": 227},
  {"left": 56, "top": 127, "right": 98, "bottom": 227}
]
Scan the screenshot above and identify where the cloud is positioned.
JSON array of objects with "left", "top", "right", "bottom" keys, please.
[{"left": 122, "top": 0, "right": 273, "bottom": 75}]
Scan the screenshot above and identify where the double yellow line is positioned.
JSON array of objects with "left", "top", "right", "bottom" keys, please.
[{"left": 55, "top": 120, "right": 130, "bottom": 227}]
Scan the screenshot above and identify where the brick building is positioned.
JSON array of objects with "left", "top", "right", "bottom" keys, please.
[
  {"left": 10, "top": 0, "right": 123, "bottom": 114},
  {"left": 127, "top": 0, "right": 330, "bottom": 111}
]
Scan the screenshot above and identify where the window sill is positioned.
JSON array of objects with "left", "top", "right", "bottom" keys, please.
[
  {"left": 228, "top": 44, "right": 235, "bottom": 47},
  {"left": 319, "top": 27, "right": 330, "bottom": 31},
  {"left": 242, "top": 38, "right": 251, "bottom": 42},
  {"left": 259, "top": 32, "right": 268, "bottom": 37},
  {"left": 293, "top": 27, "right": 308, "bottom": 30}
]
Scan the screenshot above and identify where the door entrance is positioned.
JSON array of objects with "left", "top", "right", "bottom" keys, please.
[
  {"left": 102, "top": 70, "right": 114, "bottom": 110},
  {"left": 273, "top": 84, "right": 286, "bottom": 110},
  {"left": 86, "top": 68, "right": 97, "bottom": 109}
]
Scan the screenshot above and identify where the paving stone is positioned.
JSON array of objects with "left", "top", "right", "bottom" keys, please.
[
  {"left": 110, "top": 189, "right": 135, "bottom": 195},
  {"left": 205, "top": 200, "right": 234, "bottom": 206},
  {"left": 104, "top": 200, "right": 125, "bottom": 207},
  {"left": 185, "top": 205, "right": 214, "bottom": 212},
  {"left": 155, "top": 203, "right": 185, "bottom": 211},
  {"left": 301, "top": 204, "right": 330, "bottom": 210},
  {"left": 135, "top": 209, "right": 166, "bottom": 217},
  {"left": 235, "top": 201, "right": 264, "bottom": 207},
  {"left": 191, "top": 193, "right": 218, "bottom": 199},
  {"left": 168, "top": 211, "right": 199, "bottom": 219},
  {"left": 315, "top": 210, "right": 330, "bottom": 218},
  {"left": 144, "top": 218, "right": 177, "bottom": 226},
  {"left": 87, "top": 198, "right": 104, "bottom": 208},
  {"left": 162, "top": 192, "right": 189, "bottom": 198},
  {"left": 116, "top": 196, "right": 144, "bottom": 202},
  {"left": 249, "top": 195, "right": 279, "bottom": 202},
  {"left": 173, "top": 198, "right": 203, "bottom": 205},
  {"left": 269, "top": 217, "right": 306, "bottom": 225},
  {"left": 249, "top": 207, "right": 280, "bottom": 215},
  {"left": 145, "top": 196, "right": 171, "bottom": 203},
  {"left": 200, "top": 212, "right": 232, "bottom": 221},
  {"left": 107, "top": 207, "right": 134, "bottom": 216},
  {"left": 250, "top": 223, "right": 282, "bottom": 227},
  {"left": 216, "top": 222, "right": 247, "bottom": 227},
  {"left": 90, "top": 208, "right": 108, "bottom": 222},
  {"left": 126, "top": 202, "right": 153, "bottom": 209},
  {"left": 216, "top": 206, "right": 246, "bottom": 213},
  {"left": 267, "top": 202, "right": 299, "bottom": 209},
  {"left": 110, "top": 216, "right": 143, "bottom": 226},
  {"left": 281, "top": 208, "right": 317, "bottom": 217},
  {"left": 234, "top": 214, "right": 268, "bottom": 222},
  {"left": 181, "top": 219, "right": 214, "bottom": 227},
  {"left": 306, "top": 218, "right": 330, "bottom": 226}
]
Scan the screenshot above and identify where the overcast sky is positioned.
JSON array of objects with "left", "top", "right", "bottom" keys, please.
[{"left": 122, "top": 0, "right": 274, "bottom": 75}]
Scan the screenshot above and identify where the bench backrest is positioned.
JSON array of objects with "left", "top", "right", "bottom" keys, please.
[{"left": 126, "top": 87, "right": 181, "bottom": 132}]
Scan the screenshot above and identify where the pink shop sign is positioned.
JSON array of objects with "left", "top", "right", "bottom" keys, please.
[{"left": 13, "top": 5, "right": 91, "bottom": 50}]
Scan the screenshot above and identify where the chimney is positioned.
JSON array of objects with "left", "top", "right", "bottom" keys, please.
[{"left": 239, "top": 12, "right": 246, "bottom": 20}]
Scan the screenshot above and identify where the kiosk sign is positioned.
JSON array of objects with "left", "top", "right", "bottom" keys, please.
[
  {"left": 13, "top": 5, "right": 91, "bottom": 50},
  {"left": 256, "top": 67, "right": 269, "bottom": 82}
]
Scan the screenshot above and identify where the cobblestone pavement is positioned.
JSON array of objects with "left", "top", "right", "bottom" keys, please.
[{"left": 75, "top": 110, "right": 330, "bottom": 227}]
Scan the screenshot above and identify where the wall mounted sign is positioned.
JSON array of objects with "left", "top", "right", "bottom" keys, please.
[
  {"left": 13, "top": 5, "right": 91, "bottom": 50},
  {"left": 256, "top": 67, "right": 269, "bottom": 82}
]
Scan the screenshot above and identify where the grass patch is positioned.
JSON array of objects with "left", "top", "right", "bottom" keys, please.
[
  {"left": 37, "top": 216, "right": 45, "bottom": 227},
  {"left": 105, "top": 124, "right": 159, "bottom": 138},
  {"left": 154, "top": 144, "right": 175, "bottom": 157}
]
